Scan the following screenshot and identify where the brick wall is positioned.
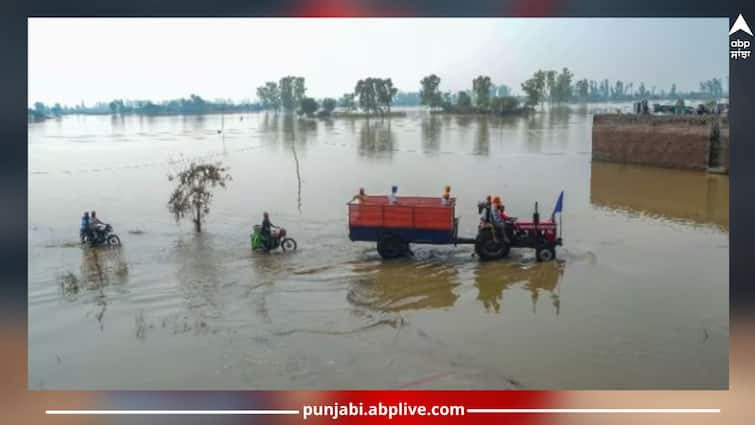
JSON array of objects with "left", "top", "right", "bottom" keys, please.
[{"left": 592, "top": 114, "right": 728, "bottom": 171}]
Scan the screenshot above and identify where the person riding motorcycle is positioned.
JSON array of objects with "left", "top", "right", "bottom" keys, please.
[
  {"left": 90, "top": 211, "right": 106, "bottom": 242},
  {"left": 261, "top": 212, "right": 276, "bottom": 250},
  {"left": 80, "top": 211, "right": 91, "bottom": 243}
]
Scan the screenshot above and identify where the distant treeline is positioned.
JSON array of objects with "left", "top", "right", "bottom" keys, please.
[
  {"left": 28, "top": 94, "right": 263, "bottom": 122},
  {"left": 254, "top": 72, "right": 727, "bottom": 117},
  {"left": 30, "top": 70, "right": 728, "bottom": 122}
]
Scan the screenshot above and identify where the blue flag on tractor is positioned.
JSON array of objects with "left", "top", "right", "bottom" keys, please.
[{"left": 552, "top": 191, "right": 564, "bottom": 219}]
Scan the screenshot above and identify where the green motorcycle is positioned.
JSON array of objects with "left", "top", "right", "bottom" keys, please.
[{"left": 251, "top": 225, "right": 297, "bottom": 252}]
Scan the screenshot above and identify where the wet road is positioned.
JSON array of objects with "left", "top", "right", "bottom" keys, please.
[{"left": 28, "top": 107, "right": 728, "bottom": 389}]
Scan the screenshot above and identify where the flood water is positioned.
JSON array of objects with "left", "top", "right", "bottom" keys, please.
[{"left": 28, "top": 107, "right": 728, "bottom": 389}]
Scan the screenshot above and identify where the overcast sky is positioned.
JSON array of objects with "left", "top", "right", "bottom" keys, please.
[{"left": 28, "top": 18, "right": 728, "bottom": 106}]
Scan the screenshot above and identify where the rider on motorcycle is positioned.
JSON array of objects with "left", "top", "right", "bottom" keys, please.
[
  {"left": 80, "top": 211, "right": 91, "bottom": 242},
  {"left": 90, "top": 211, "right": 106, "bottom": 242},
  {"left": 261, "top": 212, "right": 275, "bottom": 250}
]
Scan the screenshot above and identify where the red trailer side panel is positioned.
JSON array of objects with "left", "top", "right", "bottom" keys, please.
[{"left": 349, "top": 196, "right": 455, "bottom": 231}]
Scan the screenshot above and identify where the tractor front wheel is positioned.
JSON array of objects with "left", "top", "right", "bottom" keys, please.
[{"left": 535, "top": 245, "right": 556, "bottom": 262}]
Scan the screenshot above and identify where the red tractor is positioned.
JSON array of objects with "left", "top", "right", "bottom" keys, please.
[{"left": 473, "top": 201, "right": 561, "bottom": 262}]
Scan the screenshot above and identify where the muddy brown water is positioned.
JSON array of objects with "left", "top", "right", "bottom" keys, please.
[{"left": 28, "top": 107, "right": 728, "bottom": 389}]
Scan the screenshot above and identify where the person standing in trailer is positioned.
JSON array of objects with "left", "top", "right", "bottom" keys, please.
[
  {"left": 441, "top": 185, "right": 451, "bottom": 206},
  {"left": 388, "top": 185, "right": 399, "bottom": 205}
]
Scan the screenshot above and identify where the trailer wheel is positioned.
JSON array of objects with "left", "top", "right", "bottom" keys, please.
[
  {"left": 475, "top": 229, "right": 510, "bottom": 261},
  {"left": 536, "top": 245, "right": 556, "bottom": 262},
  {"left": 377, "top": 236, "right": 408, "bottom": 259}
]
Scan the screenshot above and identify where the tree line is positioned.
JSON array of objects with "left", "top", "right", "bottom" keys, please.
[
  {"left": 257, "top": 76, "right": 399, "bottom": 117},
  {"left": 413, "top": 74, "right": 522, "bottom": 114},
  {"left": 30, "top": 72, "right": 728, "bottom": 122},
  {"left": 28, "top": 95, "right": 262, "bottom": 122}
]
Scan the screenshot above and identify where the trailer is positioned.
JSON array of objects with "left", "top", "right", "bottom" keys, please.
[{"left": 348, "top": 195, "right": 562, "bottom": 261}]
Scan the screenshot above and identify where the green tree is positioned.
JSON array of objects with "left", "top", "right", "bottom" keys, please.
[
  {"left": 355, "top": 78, "right": 397, "bottom": 115},
  {"left": 545, "top": 70, "right": 556, "bottom": 104},
  {"left": 33, "top": 102, "right": 47, "bottom": 116},
  {"left": 299, "top": 97, "right": 318, "bottom": 117},
  {"left": 611, "top": 80, "right": 624, "bottom": 100},
  {"left": 256, "top": 82, "right": 280, "bottom": 111},
  {"left": 472, "top": 75, "right": 492, "bottom": 109},
  {"left": 575, "top": 79, "right": 589, "bottom": 101},
  {"left": 279, "top": 76, "right": 306, "bottom": 112},
  {"left": 376, "top": 78, "right": 397, "bottom": 114},
  {"left": 441, "top": 92, "right": 454, "bottom": 110},
  {"left": 167, "top": 162, "right": 231, "bottom": 233},
  {"left": 700, "top": 78, "right": 723, "bottom": 98},
  {"left": 294, "top": 77, "right": 306, "bottom": 105},
  {"left": 321, "top": 98, "right": 337, "bottom": 115},
  {"left": 355, "top": 79, "right": 378, "bottom": 114},
  {"left": 589, "top": 80, "right": 599, "bottom": 101},
  {"left": 456, "top": 91, "right": 472, "bottom": 107},
  {"left": 279, "top": 77, "right": 294, "bottom": 112},
  {"left": 554, "top": 68, "right": 574, "bottom": 103},
  {"left": 108, "top": 99, "right": 125, "bottom": 115},
  {"left": 637, "top": 82, "right": 648, "bottom": 99},
  {"left": 338, "top": 93, "right": 356, "bottom": 111},
  {"left": 521, "top": 70, "right": 546, "bottom": 107},
  {"left": 419, "top": 74, "right": 442, "bottom": 109}
]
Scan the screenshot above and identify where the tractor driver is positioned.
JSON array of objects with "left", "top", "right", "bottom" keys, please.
[{"left": 491, "top": 196, "right": 510, "bottom": 243}]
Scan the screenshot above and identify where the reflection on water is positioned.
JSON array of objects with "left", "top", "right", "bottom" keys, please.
[
  {"left": 173, "top": 233, "right": 225, "bottom": 322},
  {"left": 347, "top": 260, "right": 460, "bottom": 312},
  {"left": 455, "top": 114, "right": 473, "bottom": 129},
  {"left": 421, "top": 115, "right": 441, "bottom": 154},
  {"left": 78, "top": 247, "right": 129, "bottom": 289},
  {"left": 110, "top": 114, "right": 126, "bottom": 133},
  {"left": 29, "top": 107, "right": 728, "bottom": 389},
  {"left": 475, "top": 261, "right": 563, "bottom": 315},
  {"left": 260, "top": 112, "right": 279, "bottom": 135},
  {"left": 545, "top": 106, "right": 573, "bottom": 128},
  {"left": 358, "top": 119, "right": 396, "bottom": 158},
  {"left": 590, "top": 161, "right": 729, "bottom": 230},
  {"left": 474, "top": 118, "right": 490, "bottom": 156},
  {"left": 71, "top": 247, "right": 129, "bottom": 331}
]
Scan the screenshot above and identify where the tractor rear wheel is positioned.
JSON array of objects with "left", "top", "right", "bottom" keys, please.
[
  {"left": 377, "top": 236, "right": 408, "bottom": 259},
  {"left": 475, "top": 229, "right": 510, "bottom": 261}
]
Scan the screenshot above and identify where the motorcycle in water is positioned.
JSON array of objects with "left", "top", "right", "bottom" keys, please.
[
  {"left": 81, "top": 223, "right": 122, "bottom": 247},
  {"left": 251, "top": 225, "right": 297, "bottom": 252}
]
